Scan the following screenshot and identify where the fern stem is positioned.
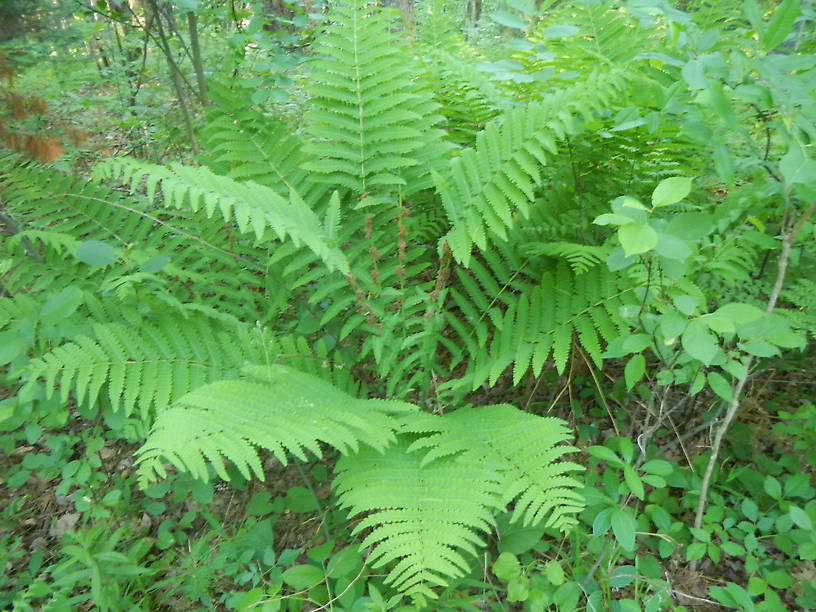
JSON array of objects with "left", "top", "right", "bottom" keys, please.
[
  {"left": 294, "top": 460, "right": 332, "bottom": 545},
  {"left": 575, "top": 344, "right": 619, "bottom": 436}
]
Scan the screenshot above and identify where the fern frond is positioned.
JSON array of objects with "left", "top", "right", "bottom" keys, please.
[
  {"left": 447, "top": 259, "right": 635, "bottom": 389},
  {"left": 406, "top": 404, "right": 585, "bottom": 529},
  {"left": 197, "top": 83, "right": 328, "bottom": 208},
  {"left": 135, "top": 365, "right": 414, "bottom": 485},
  {"left": 528, "top": 3, "right": 653, "bottom": 78},
  {"left": 334, "top": 438, "right": 502, "bottom": 598},
  {"left": 522, "top": 241, "right": 610, "bottom": 274},
  {"left": 23, "top": 314, "right": 260, "bottom": 420},
  {"left": 434, "top": 69, "right": 631, "bottom": 264},
  {"left": 302, "top": 0, "right": 447, "bottom": 201},
  {"left": 94, "top": 159, "right": 349, "bottom": 275}
]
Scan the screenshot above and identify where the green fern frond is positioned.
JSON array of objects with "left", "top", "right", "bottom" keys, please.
[
  {"left": 522, "top": 241, "right": 610, "bottom": 274},
  {"left": 434, "top": 69, "right": 631, "bottom": 264},
  {"left": 94, "top": 159, "right": 349, "bottom": 275},
  {"left": 406, "top": 404, "right": 585, "bottom": 529},
  {"left": 136, "top": 365, "right": 414, "bottom": 486},
  {"left": 528, "top": 2, "right": 653, "bottom": 77},
  {"left": 302, "top": 0, "right": 447, "bottom": 201},
  {"left": 197, "top": 84, "right": 328, "bottom": 208},
  {"left": 23, "top": 314, "right": 261, "bottom": 420},
  {"left": 420, "top": 46, "right": 510, "bottom": 146},
  {"left": 334, "top": 438, "right": 502, "bottom": 598},
  {"left": 447, "top": 260, "right": 635, "bottom": 389}
]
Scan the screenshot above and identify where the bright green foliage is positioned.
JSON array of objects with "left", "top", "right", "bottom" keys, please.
[
  {"left": 24, "top": 314, "right": 260, "bottom": 420},
  {"left": 94, "top": 158, "right": 349, "bottom": 274},
  {"left": 446, "top": 260, "right": 634, "bottom": 388},
  {"left": 335, "top": 439, "right": 503, "bottom": 599},
  {"left": 434, "top": 69, "right": 630, "bottom": 264},
  {"left": 136, "top": 365, "right": 414, "bottom": 486},
  {"left": 196, "top": 83, "right": 326, "bottom": 206},
  {"left": 406, "top": 405, "right": 585, "bottom": 529},
  {"left": 4, "top": 0, "right": 815, "bottom": 608},
  {"left": 302, "top": 0, "right": 447, "bottom": 202}
]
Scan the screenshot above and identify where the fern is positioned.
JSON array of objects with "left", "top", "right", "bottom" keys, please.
[
  {"left": 434, "top": 69, "right": 631, "bottom": 264},
  {"left": 197, "top": 83, "right": 328, "bottom": 208},
  {"left": 335, "top": 404, "right": 583, "bottom": 597},
  {"left": 523, "top": 241, "right": 610, "bottom": 274},
  {"left": 22, "top": 313, "right": 262, "bottom": 421},
  {"left": 335, "top": 439, "right": 502, "bottom": 599},
  {"left": 94, "top": 159, "right": 349, "bottom": 275},
  {"left": 302, "top": 0, "right": 448, "bottom": 203},
  {"left": 446, "top": 259, "right": 635, "bottom": 390},
  {"left": 406, "top": 405, "right": 585, "bottom": 529},
  {"left": 135, "top": 365, "right": 415, "bottom": 486}
]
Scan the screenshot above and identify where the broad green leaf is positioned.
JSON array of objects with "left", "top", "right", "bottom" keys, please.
[
  {"left": 622, "top": 333, "right": 652, "bottom": 354},
  {"left": 764, "top": 570, "right": 795, "bottom": 589},
  {"left": 762, "top": 0, "right": 800, "bottom": 51},
  {"left": 76, "top": 240, "right": 116, "bottom": 266},
  {"left": 789, "top": 506, "right": 813, "bottom": 530},
  {"left": 594, "top": 213, "right": 633, "bottom": 226},
  {"left": 707, "top": 372, "right": 732, "bottom": 402},
  {"left": 654, "top": 232, "right": 691, "bottom": 261},
  {"left": 763, "top": 476, "right": 782, "bottom": 500},
  {"left": 545, "top": 560, "right": 565, "bottom": 585},
  {"left": 714, "top": 303, "right": 765, "bottom": 325},
  {"left": 673, "top": 295, "right": 698, "bottom": 316},
  {"left": 618, "top": 222, "right": 658, "bottom": 256},
  {"left": 507, "top": 576, "right": 530, "bottom": 602},
  {"left": 742, "top": 498, "right": 758, "bottom": 521},
  {"left": 491, "top": 10, "right": 526, "bottom": 28},
  {"left": 610, "top": 508, "right": 637, "bottom": 552},
  {"left": 593, "top": 507, "right": 612, "bottom": 537},
  {"left": 282, "top": 565, "right": 325, "bottom": 590},
  {"left": 738, "top": 340, "right": 780, "bottom": 358},
  {"left": 682, "top": 58, "right": 707, "bottom": 90},
  {"left": 139, "top": 255, "right": 170, "bottom": 274},
  {"left": 641, "top": 459, "right": 673, "bottom": 476},
  {"left": 587, "top": 445, "right": 625, "bottom": 468},
  {"left": 0, "top": 331, "right": 29, "bottom": 365},
  {"left": 624, "top": 354, "right": 646, "bottom": 391},
  {"left": 779, "top": 145, "right": 816, "bottom": 185},
  {"left": 623, "top": 465, "right": 644, "bottom": 500},
  {"left": 652, "top": 177, "right": 692, "bottom": 208},
  {"left": 681, "top": 320, "right": 720, "bottom": 365},
  {"left": 492, "top": 552, "right": 521, "bottom": 581},
  {"left": 620, "top": 196, "right": 649, "bottom": 211}
]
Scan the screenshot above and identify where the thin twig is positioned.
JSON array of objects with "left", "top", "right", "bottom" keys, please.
[{"left": 691, "top": 199, "right": 816, "bottom": 567}]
